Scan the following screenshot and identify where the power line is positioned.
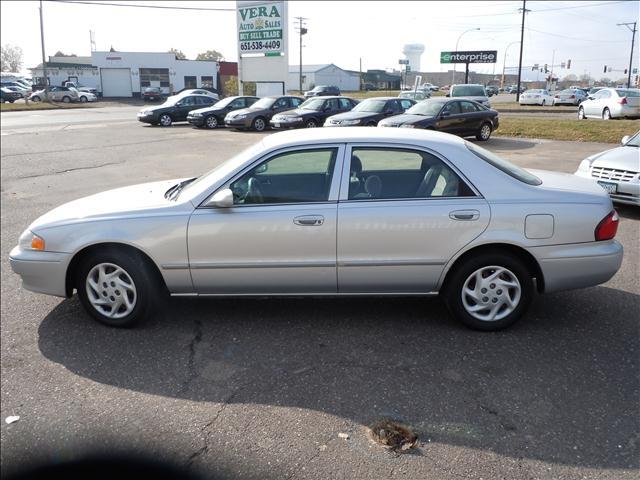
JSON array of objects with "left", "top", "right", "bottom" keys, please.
[
  {"left": 46, "top": 0, "right": 235, "bottom": 11},
  {"left": 526, "top": 27, "right": 629, "bottom": 43}
]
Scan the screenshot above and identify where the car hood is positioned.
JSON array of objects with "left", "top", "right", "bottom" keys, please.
[
  {"left": 141, "top": 103, "right": 173, "bottom": 112},
  {"left": 328, "top": 111, "right": 378, "bottom": 121},
  {"left": 380, "top": 113, "right": 434, "bottom": 125},
  {"left": 589, "top": 146, "right": 640, "bottom": 172},
  {"left": 226, "top": 107, "right": 266, "bottom": 117},
  {"left": 189, "top": 105, "right": 224, "bottom": 115},
  {"left": 29, "top": 179, "right": 188, "bottom": 231},
  {"left": 276, "top": 108, "right": 317, "bottom": 117}
]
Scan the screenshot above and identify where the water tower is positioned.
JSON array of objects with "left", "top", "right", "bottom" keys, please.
[{"left": 402, "top": 43, "right": 425, "bottom": 72}]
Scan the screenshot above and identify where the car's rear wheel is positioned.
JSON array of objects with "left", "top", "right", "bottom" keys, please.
[
  {"left": 602, "top": 108, "right": 611, "bottom": 120},
  {"left": 62, "top": 96, "right": 71, "bottom": 103},
  {"left": 252, "top": 117, "right": 266, "bottom": 131},
  {"left": 444, "top": 252, "right": 533, "bottom": 331},
  {"left": 159, "top": 114, "right": 173, "bottom": 126},
  {"left": 541, "top": 100, "right": 546, "bottom": 106},
  {"left": 32, "top": 96, "right": 41, "bottom": 102},
  {"left": 79, "top": 96, "right": 87, "bottom": 103},
  {"left": 578, "top": 107, "right": 586, "bottom": 119},
  {"left": 476, "top": 122, "right": 492, "bottom": 141},
  {"left": 205, "top": 115, "right": 218, "bottom": 129},
  {"left": 305, "top": 119, "right": 318, "bottom": 128},
  {"left": 76, "top": 249, "right": 158, "bottom": 327}
]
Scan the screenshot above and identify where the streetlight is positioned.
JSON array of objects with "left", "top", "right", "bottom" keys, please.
[
  {"left": 501, "top": 41, "right": 520, "bottom": 89},
  {"left": 452, "top": 28, "right": 480, "bottom": 85}
]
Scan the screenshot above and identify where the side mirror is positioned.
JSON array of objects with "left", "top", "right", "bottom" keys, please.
[
  {"left": 445, "top": 93, "right": 450, "bottom": 97},
  {"left": 587, "top": 96, "right": 594, "bottom": 100},
  {"left": 621, "top": 135, "right": 630, "bottom": 145},
  {"left": 175, "top": 102, "right": 183, "bottom": 107},
  {"left": 440, "top": 111, "right": 450, "bottom": 117},
  {"left": 207, "top": 188, "right": 234, "bottom": 208}
]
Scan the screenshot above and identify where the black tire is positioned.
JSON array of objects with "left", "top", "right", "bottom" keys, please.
[
  {"left": 578, "top": 107, "right": 586, "bottom": 120},
  {"left": 32, "top": 96, "right": 41, "bottom": 102},
  {"left": 602, "top": 108, "right": 611, "bottom": 120},
  {"left": 305, "top": 119, "right": 318, "bottom": 128},
  {"left": 444, "top": 251, "right": 534, "bottom": 331},
  {"left": 205, "top": 115, "right": 218, "bottom": 129},
  {"left": 76, "top": 248, "right": 159, "bottom": 328},
  {"left": 159, "top": 113, "right": 173, "bottom": 126},
  {"left": 80, "top": 96, "right": 87, "bottom": 103},
  {"left": 62, "top": 96, "right": 71, "bottom": 103},
  {"left": 252, "top": 116, "right": 267, "bottom": 131},
  {"left": 366, "top": 121, "right": 377, "bottom": 127},
  {"left": 476, "top": 122, "right": 492, "bottom": 141}
]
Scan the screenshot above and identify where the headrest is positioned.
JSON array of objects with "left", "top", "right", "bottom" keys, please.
[
  {"left": 351, "top": 155, "right": 363, "bottom": 174},
  {"left": 364, "top": 175, "right": 382, "bottom": 197}
]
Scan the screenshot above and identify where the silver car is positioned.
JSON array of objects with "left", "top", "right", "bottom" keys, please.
[
  {"left": 10, "top": 129, "right": 623, "bottom": 330},
  {"left": 29, "top": 86, "right": 79, "bottom": 103},
  {"left": 578, "top": 88, "right": 640, "bottom": 120},
  {"left": 575, "top": 131, "right": 640, "bottom": 206}
]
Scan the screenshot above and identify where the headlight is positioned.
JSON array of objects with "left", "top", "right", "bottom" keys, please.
[
  {"left": 19, "top": 230, "right": 45, "bottom": 251},
  {"left": 191, "top": 112, "right": 202, "bottom": 117},
  {"left": 577, "top": 159, "right": 592, "bottom": 172},
  {"left": 341, "top": 119, "right": 360, "bottom": 125},
  {"left": 400, "top": 124, "right": 415, "bottom": 128},
  {"left": 289, "top": 116, "right": 301, "bottom": 121},
  {"left": 235, "top": 114, "right": 247, "bottom": 119}
]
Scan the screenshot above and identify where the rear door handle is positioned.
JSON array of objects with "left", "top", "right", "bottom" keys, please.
[
  {"left": 449, "top": 209, "right": 480, "bottom": 221},
  {"left": 294, "top": 215, "right": 324, "bottom": 226}
]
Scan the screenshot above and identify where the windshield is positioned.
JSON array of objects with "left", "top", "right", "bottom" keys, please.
[
  {"left": 311, "top": 86, "right": 326, "bottom": 92},
  {"left": 353, "top": 99, "right": 387, "bottom": 113},
  {"left": 300, "top": 98, "right": 325, "bottom": 110},
  {"left": 451, "top": 85, "right": 485, "bottom": 96},
  {"left": 212, "top": 97, "right": 236, "bottom": 108},
  {"left": 406, "top": 101, "right": 446, "bottom": 116},
  {"left": 466, "top": 142, "right": 542, "bottom": 185},
  {"left": 144, "top": 87, "right": 160, "bottom": 93},
  {"left": 251, "top": 97, "right": 276, "bottom": 109},
  {"left": 525, "top": 89, "right": 543, "bottom": 94},
  {"left": 624, "top": 131, "right": 640, "bottom": 147},
  {"left": 616, "top": 89, "right": 640, "bottom": 97}
]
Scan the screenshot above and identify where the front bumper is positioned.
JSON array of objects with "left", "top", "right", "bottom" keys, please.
[
  {"left": 187, "top": 115, "right": 206, "bottom": 126},
  {"left": 270, "top": 118, "right": 304, "bottom": 129},
  {"left": 530, "top": 240, "right": 623, "bottom": 293},
  {"left": 9, "top": 246, "right": 72, "bottom": 298},
  {"left": 575, "top": 170, "right": 640, "bottom": 206},
  {"left": 225, "top": 117, "right": 252, "bottom": 128},
  {"left": 137, "top": 113, "right": 156, "bottom": 124}
]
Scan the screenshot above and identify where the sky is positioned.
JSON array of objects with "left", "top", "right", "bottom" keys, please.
[{"left": 1, "top": 0, "right": 638, "bottom": 83}]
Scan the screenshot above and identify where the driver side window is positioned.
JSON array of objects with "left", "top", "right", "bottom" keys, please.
[{"left": 230, "top": 148, "right": 338, "bottom": 205}]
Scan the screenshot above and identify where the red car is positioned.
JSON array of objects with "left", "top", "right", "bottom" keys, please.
[{"left": 142, "top": 87, "right": 163, "bottom": 102}]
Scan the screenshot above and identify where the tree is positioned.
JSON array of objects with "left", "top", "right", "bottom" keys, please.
[
  {"left": 224, "top": 76, "right": 238, "bottom": 96},
  {"left": 196, "top": 50, "right": 224, "bottom": 61},
  {"left": 579, "top": 73, "right": 592, "bottom": 84},
  {"left": 168, "top": 48, "right": 187, "bottom": 60},
  {"left": 562, "top": 74, "right": 577, "bottom": 82},
  {"left": 54, "top": 51, "right": 77, "bottom": 57},
  {"left": 599, "top": 77, "right": 611, "bottom": 85},
  {"left": 1, "top": 44, "right": 23, "bottom": 72}
]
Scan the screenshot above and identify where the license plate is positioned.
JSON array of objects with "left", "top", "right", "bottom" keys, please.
[
  {"left": 597, "top": 181, "right": 617, "bottom": 194},
  {"left": 274, "top": 123, "right": 280, "bottom": 128}
]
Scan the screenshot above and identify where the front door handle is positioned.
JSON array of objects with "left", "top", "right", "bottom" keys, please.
[
  {"left": 449, "top": 209, "right": 480, "bottom": 221},
  {"left": 294, "top": 215, "right": 324, "bottom": 226}
]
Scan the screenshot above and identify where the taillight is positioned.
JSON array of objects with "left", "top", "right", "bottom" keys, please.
[
  {"left": 569, "top": 95, "right": 575, "bottom": 99},
  {"left": 618, "top": 97, "right": 628, "bottom": 105},
  {"left": 595, "top": 210, "right": 619, "bottom": 241}
]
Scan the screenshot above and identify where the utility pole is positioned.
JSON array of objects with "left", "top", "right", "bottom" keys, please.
[
  {"left": 516, "top": 0, "right": 530, "bottom": 102},
  {"left": 39, "top": 0, "right": 49, "bottom": 101},
  {"left": 617, "top": 21, "right": 637, "bottom": 88},
  {"left": 295, "top": 16, "right": 308, "bottom": 93},
  {"left": 359, "top": 57, "right": 362, "bottom": 91}
]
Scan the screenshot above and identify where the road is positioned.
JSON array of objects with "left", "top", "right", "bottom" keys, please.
[{"left": 1, "top": 109, "right": 638, "bottom": 480}]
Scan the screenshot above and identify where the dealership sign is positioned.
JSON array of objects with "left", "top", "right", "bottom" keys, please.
[
  {"left": 237, "top": 1, "right": 284, "bottom": 56},
  {"left": 440, "top": 51, "right": 497, "bottom": 64}
]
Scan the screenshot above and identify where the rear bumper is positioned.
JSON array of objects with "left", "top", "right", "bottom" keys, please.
[
  {"left": 9, "top": 246, "right": 71, "bottom": 298},
  {"left": 530, "top": 240, "right": 623, "bottom": 293},
  {"left": 611, "top": 104, "right": 640, "bottom": 119}
]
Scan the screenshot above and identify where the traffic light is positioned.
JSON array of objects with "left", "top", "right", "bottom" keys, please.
[
  {"left": 604, "top": 65, "right": 607, "bottom": 73},
  {"left": 624, "top": 68, "right": 628, "bottom": 74},
  {"left": 544, "top": 64, "right": 548, "bottom": 73},
  {"left": 567, "top": 59, "right": 571, "bottom": 69}
]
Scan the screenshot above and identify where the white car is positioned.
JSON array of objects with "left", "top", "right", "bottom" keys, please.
[
  {"left": 69, "top": 87, "right": 97, "bottom": 103},
  {"left": 519, "top": 89, "right": 554, "bottom": 106},
  {"left": 170, "top": 89, "right": 219, "bottom": 101},
  {"left": 575, "top": 131, "right": 640, "bottom": 206},
  {"left": 578, "top": 88, "right": 640, "bottom": 120}
]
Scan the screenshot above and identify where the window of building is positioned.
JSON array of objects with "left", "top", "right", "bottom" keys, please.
[
  {"left": 184, "top": 76, "right": 197, "bottom": 89},
  {"left": 201, "top": 76, "right": 214, "bottom": 88},
  {"left": 139, "top": 68, "right": 169, "bottom": 88}
]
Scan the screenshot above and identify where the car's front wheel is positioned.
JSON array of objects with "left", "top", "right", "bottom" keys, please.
[
  {"left": 76, "top": 249, "right": 159, "bottom": 327},
  {"left": 159, "top": 114, "right": 172, "bottom": 126},
  {"left": 476, "top": 122, "right": 492, "bottom": 141},
  {"left": 305, "top": 119, "right": 318, "bottom": 128},
  {"left": 578, "top": 107, "right": 586, "bottom": 120},
  {"left": 31, "top": 96, "right": 41, "bottom": 102},
  {"left": 602, "top": 108, "right": 611, "bottom": 120},
  {"left": 252, "top": 117, "right": 266, "bottom": 131},
  {"left": 62, "top": 96, "right": 71, "bottom": 103},
  {"left": 444, "top": 251, "right": 534, "bottom": 331},
  {"left": 205, "top": 115, "right": 218, "bottom": 129},
  {"left": 79, "top": 96, "right": 87, "bottom": 103}
]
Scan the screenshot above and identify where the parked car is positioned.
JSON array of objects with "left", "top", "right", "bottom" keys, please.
[
  {"left": 379, "top": 98, "right": 499, "bottom": 141},
  {"left": 187, "top": 96, "right": 259, "bottom": 129},
  {"left": 69, "top": 87, "right": 97, "bottom": 103},
  {"left": 224, "top": 96, "right": 304, "bottom": 131},
  {"left": 421, "top": 83, "right": 440, "bottom": 92},
  {"left": 578, "top": 88, "right": 640, "bottom": 120},
  {"left": 485, "top": 86, "right": 499, "bottom": 97},
  {"left": 1, "top": 87, "right": 22, "bottom": 103},
  {"left": 447, "top": 84, "right": 491, "bottom": 107},
  {"left": 304, "top": 85, "right": 340, "bottom": 98},
  {"left": 270, "top": 96, "right": 358, "bottom": 129},
  {"left": 62, "top": 82, "right": 98, "bottom": 95},
  {"left": 439, "top": 85, "right": 450, "bottom": 92},
  {"left": 324, "top": 97, "right": 415, "bottom": 127},
  {"left": 29, "top": 86, "right": 79, "bottom": 103},
  {"left": 363, "top": 83, "right": 377, "bottom": 91},
  {"left": 588, "top": 86, "right": 605, "bottom": 95},
  {"left": 519, "top": 89, "right": 554, "bottom": 106},
  {"left": 142, "top": 87, "right": 164, "bottom": 102},
  {"left": 171, "top": 89, "right": 219, "bottom": 101},
  {"left": 9, "top": 128, "right": 623, "bottom": 330},
  {"left": 137, "top": 94, "right": 216, "bottom": 126},
  {"left": 553, "top": 88, "right": 587, "bottom": 106},
  {"left": 398, "top": 90, "right": 430, "bottom": 101},
  {"left": 575, "top": 131, "right": 639, "bottom": 206},
  {"left": 2, "top": 85, "right": 26, "bottom": 98}
]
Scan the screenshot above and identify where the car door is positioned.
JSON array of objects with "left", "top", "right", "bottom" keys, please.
[
  {"left": 320, "top": 98, "right": 340, "bottom": 121},
  {"left": 175, "top": 96, "right": 197, "bottom": 120},
  {"left": 338, "top": 97, "right": 354, "bottom": 112},
  {"left": 267, "top": 97, "right": 291, "bottom": 120},
  {"left": 584, "top": 90, "right": 603, "bottom": 116},
  {"left": 435, "top": 101, "right": 464, "bottom": 134},
  {"left": 188, "top": 144, "right": 345, "bottom": 294},
  {"left": 336, "top": 145, "right": 490, "bottom": 293},
  {"left": 398, "top": 99, "right": 415, "bottom": 112},
  {"left": 458, "top": 100, "right": 483, "bottom": 134}
]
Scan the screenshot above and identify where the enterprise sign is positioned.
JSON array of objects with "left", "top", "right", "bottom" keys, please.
[{"left": 440, "top": 50, "right": 497, "bottom": 64}]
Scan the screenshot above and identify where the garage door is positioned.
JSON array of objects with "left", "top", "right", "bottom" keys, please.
[{"left": 100, "top": 68, "right": 132, "bottom": 97}]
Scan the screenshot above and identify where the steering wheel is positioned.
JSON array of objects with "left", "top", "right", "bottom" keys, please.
[{"left": 246, "top": 177, "right": 264, "bottom": 204}]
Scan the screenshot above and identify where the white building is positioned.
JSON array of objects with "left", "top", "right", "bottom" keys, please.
[
  {"left": 30, "top": 51, "right": 219, "bottom": 98},
  {"left": 288, "top": 64, "right": 360, "bottom": 92}
]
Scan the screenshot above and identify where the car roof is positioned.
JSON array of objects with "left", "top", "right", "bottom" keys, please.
[
  {"left": 262, "top": 126, "right": 466, "bottom": 150},
  {"left": 359, "top": 96, "right": 398, "bottom": 101},
  {"left": 303, "top": 95, "right": 347, "bottom": 100}
]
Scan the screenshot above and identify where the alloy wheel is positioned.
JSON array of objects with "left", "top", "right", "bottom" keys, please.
[
  {"left": 205, "top": 116, "right": 218, "bottom": 128},
  {"left": 159, "top": 114, "right": 172, "bottom": 126}
]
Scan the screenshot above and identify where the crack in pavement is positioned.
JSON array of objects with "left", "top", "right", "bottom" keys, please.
[
  {"left": 16, "top": 161, "right": 126, "bottom": 179},
  {"left": 178, "top": 319, "right": 204, "bottom": 396}
]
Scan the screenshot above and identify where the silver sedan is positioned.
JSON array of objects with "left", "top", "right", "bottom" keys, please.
[{"left": 10, "top": 129, "right": 623, "bottom": 330}]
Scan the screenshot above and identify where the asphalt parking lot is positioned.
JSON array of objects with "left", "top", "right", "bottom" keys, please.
[{"left": 1, "top": 111, "right": 638, "bottom": 479}]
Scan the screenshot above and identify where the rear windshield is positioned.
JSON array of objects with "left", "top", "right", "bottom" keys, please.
[
  {"left": 616, "top": 89, "right": 640, "bottom": 97},
  {"left": 465, "top": 142, "right": 542, "bottom": 186},
  {"left": 451, "top": 85, "right": 485, "bottom": 96}
]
